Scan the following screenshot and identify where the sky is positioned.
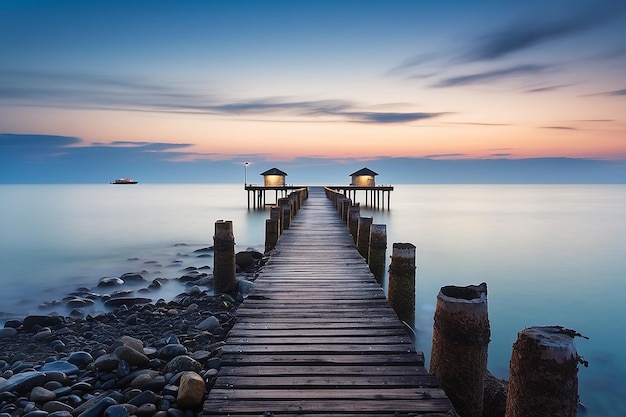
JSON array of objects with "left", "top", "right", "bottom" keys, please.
[{"left": 1, "top": 0, "right": 625, "bottom": 183}]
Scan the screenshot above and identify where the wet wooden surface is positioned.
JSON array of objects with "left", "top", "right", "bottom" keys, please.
[{"left": 203, "top": 187, "right": 454, "bottom": 417}]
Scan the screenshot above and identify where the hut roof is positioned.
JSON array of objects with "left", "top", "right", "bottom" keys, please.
[
  {"left": 349, "top": 167, "right": 378, "bottom": 177},
  {"left": 260, "top": 168, "right": 288, "bottom": 176}
]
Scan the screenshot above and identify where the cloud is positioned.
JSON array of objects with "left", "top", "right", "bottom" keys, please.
[
  {"left": 0, "top": 69, "right": 433, "bottom": 125},
  {"left": 541, "top": 126, "right": 578, "bottom": 130},
  {"left": 432, "top": 64, "right": 549, "bottom": 88},
  {"left": 460, "top": 4, "right": 625, "bottom": 62},
  {"left": 525, "top": 84, "right": 574, "bottom": 93},
  {"left": 605, "top": 88, "right": 626, "bottom": 96},
  {"left": 340, "top": 112, "right": 444, "bottom": 124},
  {"left": 422, "top": 153, "right": 466, "bottom": 159}
]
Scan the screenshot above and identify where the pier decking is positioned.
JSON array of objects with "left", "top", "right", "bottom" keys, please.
[{"left": 203, "top": 187, "right": 454, "bottom": 416}]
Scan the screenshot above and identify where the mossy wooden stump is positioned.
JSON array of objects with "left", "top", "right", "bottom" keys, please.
[
  {"left": 387, "top": 243, "right": 416, "bottom": 326},
  {"left": 430, "top": 283, "right": 490, "bottom": 417},
  {"left": 505, "top": 326, "right": 584, "bottom": 417}
]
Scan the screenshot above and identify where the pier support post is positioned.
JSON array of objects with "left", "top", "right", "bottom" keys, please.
[
  {"left": 429, "top": 283, "right": 489, "bottom": 417},
  {"left": 278, "top": 198, "right": 291, "bottom": 230},
  {"left": 213, "top": 220, "right": 237, "bottom": 295},
  {"left": 368, "top": 224, "right": 387, "bottom": 285},
  {"left": 270, "top": 206, "right": 282, "bottom": 235},
  {"left": 341, "top": 198, "right": 351, "bottom": 223},
  {"left": 348, "top": 204, "right": 360, "bottom": 243},
  {"left": 356, "top": 217, "right": 373, "bottom": 261},
  {"left": 505, "top": 326, "right": 584, "bottom": 417},
  {"left": 265, "top": 218, "right": 280, "bottom": 254},
  {"left": 387, "top": 243, "right": 416, "bottom": 326}
]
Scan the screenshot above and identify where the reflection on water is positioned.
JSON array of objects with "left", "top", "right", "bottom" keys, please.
[{"left": 1, "top": 184, "right": 624, "bottom": 416}]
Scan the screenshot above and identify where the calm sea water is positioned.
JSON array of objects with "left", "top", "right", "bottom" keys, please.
[{"left": 1, "top": 183, "right": 624, "bottom": 416}]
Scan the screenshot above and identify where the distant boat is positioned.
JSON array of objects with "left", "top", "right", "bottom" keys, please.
[{"left": 110, "top": 178, "right": 138, "bottom": 184}]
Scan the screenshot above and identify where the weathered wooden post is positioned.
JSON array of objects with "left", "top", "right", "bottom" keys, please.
[
  {"left": 341, "top": 198, "right": 351, "bottom": 223},
  {"left": 269, "top": 206, "right": 282, "bottom": 235},
  {"left": 278, "top": 198, "right": 291, "bottom": 230},
  {"left": 368, "top": 224, "right": 387, "bottom": 285},
  {"left": 213, "top": 220, "right": 237, "bottom": 295},
  {"left": 505, "top": 326, "right": 585, "bottom": 417},
  {"left": 356, "top": 216, "right": 373, "bottom": 261},
  {"left": 265, "top": 218, "right": 280, "bottom": 254},
  {"left": 347, "top": 204, "right": 360, "bottom": 242},
  {"left": 387, "top": 243, "right": 416, "bottom": 326},
  {"left": 429, "top": 282, "right": 489, "bottom": 417}
]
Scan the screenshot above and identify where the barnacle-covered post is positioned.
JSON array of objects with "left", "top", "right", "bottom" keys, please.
[
  {"left": 505, "top": 326, "right": 586, "bottom": 417},
  {"left": 368, "top": 224, "right": 387, "bottom": 285},
  {"left": 430, "top": 282, "right": 490, "bottom": 417},
  {"left": 387, "top": 243, "right": 416, "bottom": 326}
]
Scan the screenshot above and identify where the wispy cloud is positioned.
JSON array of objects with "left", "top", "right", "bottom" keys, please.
[
  {"left": 423, "top": 153, "right": 466, "bottom": 159},
  {"left": 541, "top": 126, "right": 578, "bottom": 130},
  {"left": 0, "top": 69, "right": 438, "bottom": 125},
  {"left": 432, "top": 65, "right": 549, "bottom": 88},
  {"left": 460, "top": 5, "right": 622, "bottom": 62}
]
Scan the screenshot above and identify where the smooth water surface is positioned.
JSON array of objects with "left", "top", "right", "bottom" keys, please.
[
  {"left": 360, "top": 184, "right": 626, "bottom": 417},
  {"left": 1, "top": 183, "right": 624, "bottom": 416}
]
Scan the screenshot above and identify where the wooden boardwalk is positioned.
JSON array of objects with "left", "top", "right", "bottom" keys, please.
[{"left": 203, "top": 187, "right": 455, "bottom": 417}]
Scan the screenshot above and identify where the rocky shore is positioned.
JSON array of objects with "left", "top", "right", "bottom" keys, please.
[{"left": 0, "top": 247, "right": 266, "bottom": 417}]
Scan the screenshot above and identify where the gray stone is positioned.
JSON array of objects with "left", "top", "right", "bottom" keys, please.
[
  {"left": 30, "top": 386, "right": 56, "bottom": 402},
  {"left": 67, "top": 351, "right": 93, "bottom": 368},
  {"left": 135, "top": 404, "right": 156, "bottom": 416},
  {"left": 128, "top": 390, "right": 157, "bottom": 407},
  {"left": 0, "top": 371, "right": 46, "bottom": 394},
  {"left": 43, "top": 401, "right": 74, "bottom": 413},
  {"left": 33, "top": 327, "right": 53, "bottom": 341},
  {"left": 114, "top": 346, "right": 149, "bottom": 366},
  {"left": 0, "top": 328, "right": 17, "bottom": 339},
  {"left": 76, "top": 396, "right": 116, "bottom": 417},
  {"left": 102, "top": 405, "right": 129, "bottom": 417},
  {"left": 22, "top": 411, "right": 48, "bottom": 417},
  {"left": 156, "top": 344, "right": 187, "bottom": 360},
  {"left": 94, "top": 353, "right": 120, "bottom": 372},
  {"left": 120, "top": 336, "right": 144, "bottom": 353},
  {"left": 196, "top": 316, "right": 220, "bottom": 332},
  {"left": 40, "top": 361, "right": 79, "bottom": 376},
  {"left": 97, "top": 277, "right": 124, "bottom": 287},
  {"left": 164, "top": 356, "right": 201, "bottom": 374}
]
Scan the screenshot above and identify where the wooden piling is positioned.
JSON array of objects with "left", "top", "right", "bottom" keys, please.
[
  {"left": 505, "top": 326, "right": 584, "bottom": 417},
  {"left": 265, "top": 218, "right": 280, "bottom": 254},
  {"left": 341, "top": 198, "right": 351, "bottom": 222},
  {"left": 213, "top": 220, "right": 237, "bottom": 295},
  {"left": 348, "top": 204, "right": 360, "bottom": 243},
  {"left": 429, "top": 282, "right": 489, "bottom": 417},
  {"left": 278, "top": 198, "right": 291, "bottom": 230},
  {"left": 270, "top": 206, "right": 282, "bottom": 235},
  {"left": 387, "top": 243, "right": 416, "bottom": 326},
  {"left": 356, "top": 216, "right": 373, "bottom": 261},
  {"left": 368, "top": 224, "right": 387, "bottom": 285}
]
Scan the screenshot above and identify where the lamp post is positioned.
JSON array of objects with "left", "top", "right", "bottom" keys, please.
[{"left": 244, "top": 162, "right": 250, "bottom": 186}]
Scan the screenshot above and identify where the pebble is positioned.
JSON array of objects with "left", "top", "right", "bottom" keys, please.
[
  {"left": 176, "top": 372, "right": 205, "bottom": 409},
  {"left": 0, "top": 328, "right": 17, "bottom": 339},
  {"left": 30, "top": 386, "right": 56, "bottom": 402}
]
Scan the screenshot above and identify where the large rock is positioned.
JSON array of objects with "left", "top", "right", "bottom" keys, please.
[
  {"left": 94, "top": 353, "right": 120, "bottom": 372},
  {"left": 22, "top": 316, "right": 64, "bottom": 332},
  {"left": 196, "top": 316, "right": 220, "bottom": 332},
  {"left": 40, "top": 360, "right": 79, "bottom": 376},
  {"left": 104, "top": 297, "right": 152, "bottom": 308},
  {"left": 0, "top": 371, "right": 46, "bottom": 394},
  {"left": 121, "top": 336, "right": 144, "bottom": 353},
  {"left": 235, "top": 251, "right": 255, "bottom": 269},
  {"left": 176, "top": 372, "right": 206, "bottom": 409},
  {"left": 114, "top": 346, "right": 149, "bottom": 366}
]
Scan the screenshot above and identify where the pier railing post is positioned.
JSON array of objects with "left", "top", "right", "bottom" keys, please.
[
  {"left": 341, "top": 198, "right": 351, "bottom": 222},
  {"left": 368, "top": 224, "right": 387, "bottom": 285},
  {"left": 348, "top": 204, "right": 360, "bottom": 244},
  {"left": 505, "top": 326, "right": 584, "bottom": 417},
  {"left": 429, "top": 282, "right": 489, "bottom": 417},
  {"left": 265, "top": 218, "right": 280, "bottom": 254},
  {"left": 213, "top": 220, "right": 237, "bottom": 295},
  {"left": 278, "top": 198, "right": 291, "bottom": 230},
  {"left": 356, "top": 217, "right": 373, "bottom": 261},
  {"left": 387, "top": 243, "right": 416, "bottom": 326}
]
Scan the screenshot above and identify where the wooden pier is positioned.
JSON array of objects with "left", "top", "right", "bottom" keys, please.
[
  {"left": 325, "top": 185, "right": 394, "bottom": 209},
  {"left": 204, "top": 187, "right": 454, "bottom": 416},
  {"left": 245, "top": 185, "right": 307, "bottom": 209}
]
